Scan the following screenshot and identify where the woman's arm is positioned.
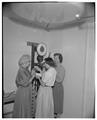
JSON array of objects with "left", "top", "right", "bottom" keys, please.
[
  {"left": 28, "top": 69, "right": 36, "bottom": 83},
  {"left": 39, "top": 78, "right": 46, "bottom": 86},
  {"left": 16, "top": 69, "right": 34, "bottom": 87},
  {"left": 34, "top": 66, "right": 46, "bottom": 86},
  {"left": 34, "top": 66, "right": 41, "bottom": 72},
  {"left": 28, "top": 75, "right": 35, "bottom": 83},
  {"left": 56, "top": 67, "right": 65, "bottom": 83},
  {"left": 35, "top": 74, "right": 46, "bottom": 86}
]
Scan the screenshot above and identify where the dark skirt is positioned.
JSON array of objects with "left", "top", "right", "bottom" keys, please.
[
  {"left": 13, "top": 84, "right": 36, "bottom": 118},
  {"left": 53, "top": 82, "right": 64, "bottom": 114}
]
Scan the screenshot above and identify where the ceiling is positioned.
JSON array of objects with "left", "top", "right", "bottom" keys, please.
[{"left": 3, "top": 2, "right": 94, "bottom": 31}]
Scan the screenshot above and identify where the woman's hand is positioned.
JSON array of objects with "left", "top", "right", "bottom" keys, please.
[
  {"left": 29, "top": 69, "right": 36, "bottom": 83},
  {"left": 31, "top": 69, "right": 36, "bottom": 76},
  {"left": 29, "top": 78, "right": 33, "bottom": 83},
  {"left": 34, "top": 66, "right": 41, "bottom": 72},
  {"left": 35, "top": 73, "right": 41, "bottom": 79}
]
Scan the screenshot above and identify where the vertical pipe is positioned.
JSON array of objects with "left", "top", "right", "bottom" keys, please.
[{"left": 31, "top": 45, "right": 35, "bottom": 70}]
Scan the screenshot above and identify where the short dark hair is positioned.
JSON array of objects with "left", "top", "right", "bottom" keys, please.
[
  {"left": 54, "top": 53, "right": 63, "bottom": 63},
  {"left": 44, "top": 57, "right": 56, "bottom": 67}
]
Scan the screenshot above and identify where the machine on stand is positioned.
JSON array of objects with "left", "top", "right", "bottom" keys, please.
[{"left": 27, "top": 42, "right": 47, "bottom": 117}]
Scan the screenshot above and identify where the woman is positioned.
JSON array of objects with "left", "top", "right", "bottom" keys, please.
[
  {"left": 35, "top": 57, "right": 57, "bottom": 118},
  {"left": 53, "top": 53, "right": 65, "bottom": 118},
  {"left": 13, "top": 54, "right": 36, "bottom": 118}
]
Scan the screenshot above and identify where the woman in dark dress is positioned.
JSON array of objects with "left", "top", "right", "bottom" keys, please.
[
  {"left": 53, "top": 53, "right": 65, "bottom": 118},
  {"left": 13, "top": 54, "right": 36, "bottom": 118}
]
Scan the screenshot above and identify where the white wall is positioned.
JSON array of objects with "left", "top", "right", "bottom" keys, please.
[
  {"left": 3, "top": 16, "right": 95, "bottom": 118},
  {"left": 82, "top": 22, "right": 95, "bottom": 118}
]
